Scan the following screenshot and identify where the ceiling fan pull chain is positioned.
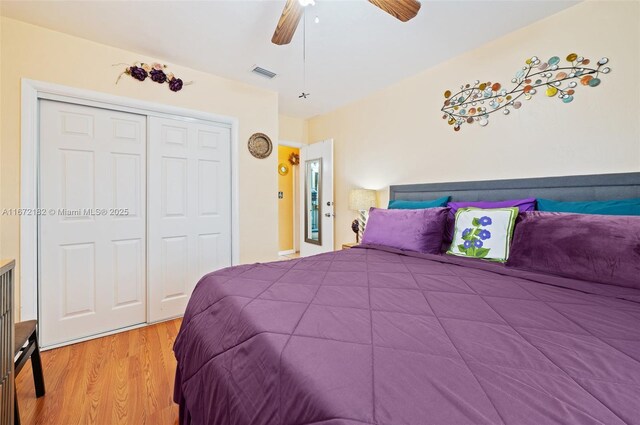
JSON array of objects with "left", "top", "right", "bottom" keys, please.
[{"left": 299, "top": 7, "right": 310, "bottom": 99}]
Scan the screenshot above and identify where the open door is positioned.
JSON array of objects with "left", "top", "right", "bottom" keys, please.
[{"left": 299, "top": 139, "right": 334, "bottom": 256}]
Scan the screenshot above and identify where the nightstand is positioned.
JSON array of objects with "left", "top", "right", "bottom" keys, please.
[{"left": 342, "top": 243, "right": 359, "bottom": 250}]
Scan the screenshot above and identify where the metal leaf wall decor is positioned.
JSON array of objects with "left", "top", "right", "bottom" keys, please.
[{"left": 441, "top": 54, "right": 611, "bottom": 132}]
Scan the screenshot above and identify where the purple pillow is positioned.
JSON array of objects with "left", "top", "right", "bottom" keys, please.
[
  {"left": 507, "top": 211, "right": 640, "bottom": 289},
  {"left": 447, "top": 198, "right": 537, "bottom": 216},
  {"left": 361, "top": 207, "right": 448, "bottom": 254},
  {"left": 443, "top": 198, "right": 536, "bottom": 250}
]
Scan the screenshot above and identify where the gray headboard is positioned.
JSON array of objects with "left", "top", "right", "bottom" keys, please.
[{"left": 389, "top": 172, "right": 640, "bottom": 203}]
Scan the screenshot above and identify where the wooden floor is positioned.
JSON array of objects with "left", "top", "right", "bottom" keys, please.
[
  {"left": 278, "top": 252, "right": 300, "bottom": 261},
  {"left": 15, "top": 319, "right": 182, "bottom": 425}
]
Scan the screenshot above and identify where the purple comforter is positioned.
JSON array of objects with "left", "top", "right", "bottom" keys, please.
[{"left": 173, "top": 246, "right": 640, "bottom": 425}]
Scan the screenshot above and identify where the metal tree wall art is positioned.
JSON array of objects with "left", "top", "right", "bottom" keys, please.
[{"left": 441, "top": 54, "right": 611, "bottom": 131}]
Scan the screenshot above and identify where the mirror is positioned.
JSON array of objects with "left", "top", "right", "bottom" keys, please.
[{"left": 304, "top": 158, "right": 322, "bottom": 245}]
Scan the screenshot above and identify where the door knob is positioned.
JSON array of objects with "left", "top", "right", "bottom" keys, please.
[
  {"left": 326, "top": 201, "right": 334, "bottom": 206},
  {"left": 324, "top": 213, "right": 334, "bottom": 218}
]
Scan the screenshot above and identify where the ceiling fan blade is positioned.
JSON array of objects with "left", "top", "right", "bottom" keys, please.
[
  {"left": 368, "top": 0, "right": 421, "bottom": 22},
  {"left": 272, "top": 0, "right": 304, "bottom": 45}
]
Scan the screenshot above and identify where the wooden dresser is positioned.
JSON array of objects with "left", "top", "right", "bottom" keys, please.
[{"left": 0, "top": 259, "right": 15, "bottom": 425}]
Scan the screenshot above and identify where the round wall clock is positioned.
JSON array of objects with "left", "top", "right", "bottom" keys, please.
[
  {"left": 278, "top": 163, "right": 289, "bottom": 176},
  {"left": 247, "top": 133, "right": 273, "bottom": 159}
]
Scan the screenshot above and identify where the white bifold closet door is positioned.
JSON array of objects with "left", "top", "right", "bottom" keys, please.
[
  {"left": 39, "top": 100, "right": 147, "bottom": 347},
  {"left": 147, "top": 117, "right": 232, "bottom": 322}
]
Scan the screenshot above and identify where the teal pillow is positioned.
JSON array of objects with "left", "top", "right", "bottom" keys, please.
[
  {"left": 537, "top": 198, "right": 640, "bottom": 216},
  {"left": 388, "top": 196, "right": 450, "bottom": 210}
]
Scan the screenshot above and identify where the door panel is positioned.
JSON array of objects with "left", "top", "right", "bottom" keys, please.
[
  {"left": 148, "top": 117, "right": 232, "bottom": 321},
  {"left": 113, "top": 238, "right": 144, "bottom": 308},
  {"left": 161, "top": 236, "right": 189, "bottom": 299},
  {"left": 39, "top": 100, "right": 147, "bottom": 347},
  {"left": 61, "top": 150, "right": 95, "bottom": 213},
  {"left": 299, "top": 140, "right": 334, "bottom": 256},
  {"left": 113, "top": 153, "right": 142, "bottom": 215},
  {"left": 60, "top": 242, "right": 95, "bottom": 318},
  {"left": 198, "top": 234, "right": 220, "bottom": 277},
  {"left": 162, "top": 157, "right": 188, "bottom": 217},
  {"left": 198, "top": 160, "right": 219, "bottom": 215}
]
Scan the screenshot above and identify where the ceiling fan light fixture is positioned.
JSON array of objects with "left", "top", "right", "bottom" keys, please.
[{"left": 298, "top": 0, "right": 315, "bottom": 7}]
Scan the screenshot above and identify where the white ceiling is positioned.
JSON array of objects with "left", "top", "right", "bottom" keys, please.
[{"left": 1, "top": 0, "right": 579, "bottom": 118}]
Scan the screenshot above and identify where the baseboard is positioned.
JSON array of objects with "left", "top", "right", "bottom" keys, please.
[
  {"left": 278, "top": 249, "right": 296, "bottom": 256},
  {"left": 39, "top": 320, "right": 170, "bottom": 351}
]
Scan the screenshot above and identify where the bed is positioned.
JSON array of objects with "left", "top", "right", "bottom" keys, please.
[{"left": 173, "top": 173, "right": 640, "bottom": 425}]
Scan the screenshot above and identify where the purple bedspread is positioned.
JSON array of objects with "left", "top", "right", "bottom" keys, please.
[{"left": 173, "top": 246, "right": 640, "bottom": 425}]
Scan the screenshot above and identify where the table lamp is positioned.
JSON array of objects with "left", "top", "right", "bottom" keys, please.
[{"left": 348, "top": 189, "right": 377, "bottom": 243}]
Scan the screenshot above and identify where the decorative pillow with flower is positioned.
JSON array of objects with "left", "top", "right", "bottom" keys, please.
[{"left": 447, "top": 207, "right": 519, "bottom": 262}]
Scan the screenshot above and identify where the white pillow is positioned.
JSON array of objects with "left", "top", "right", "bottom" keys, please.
[{"left": 447, "top": 207, "right": 519, "bottom": 262}]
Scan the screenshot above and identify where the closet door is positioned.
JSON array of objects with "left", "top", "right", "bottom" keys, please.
[
  {"left": 39, "top": 100, "right": 146, "bottom": 347},
  {"left": 147, "top": 117, "right": 231, "bottom": 322}
]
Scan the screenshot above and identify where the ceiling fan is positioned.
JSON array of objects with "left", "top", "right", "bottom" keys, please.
[{"left": 271, "top": 0, "right": 422, "bottom": 45}]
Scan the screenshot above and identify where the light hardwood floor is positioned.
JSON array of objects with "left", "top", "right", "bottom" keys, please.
[
  {"left": 15, "top": 319, "right": 182, "bottom": 425},
  {"left": 278, "top": 252, "right": 300, "bottom": 261}
]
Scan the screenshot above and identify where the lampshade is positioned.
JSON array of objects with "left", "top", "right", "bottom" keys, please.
[{"left": 349, "top": 189, "right": 377, "bottom": 211}]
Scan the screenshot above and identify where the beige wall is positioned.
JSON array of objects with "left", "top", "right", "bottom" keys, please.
[
  {"left": 308, "top": 1, "right": 640, "bottom": 249},
  {"left": 0, "top": 18, "right": 281, "bottom": 317},
  {"left": 279, "top": 114, "right": 308, "bottom": 143},
  {"left": 0, "top": 14, "right": 3, "bottom": 258},
  {"left": 3, "top": 2, "right": 639, "bottom": 314}
]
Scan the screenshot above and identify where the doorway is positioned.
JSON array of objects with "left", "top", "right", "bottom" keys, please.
[
  {"left": 299, "top": 139, "right": 334, "bottom": 257},
  {"left": 277, "top": 141, "right": 302, "bottom": 260}
]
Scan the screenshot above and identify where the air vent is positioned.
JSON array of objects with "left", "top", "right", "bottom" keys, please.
[{"left": 251, "top": 66, "right": 277, "bottom": 79}]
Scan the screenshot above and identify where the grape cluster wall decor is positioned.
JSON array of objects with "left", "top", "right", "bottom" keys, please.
[
  {"left": 115, "top": 62, "right": 191, "bottom": 92},
  {"left": 441, "top": 54, "right": 611, "bottom": 131}
]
